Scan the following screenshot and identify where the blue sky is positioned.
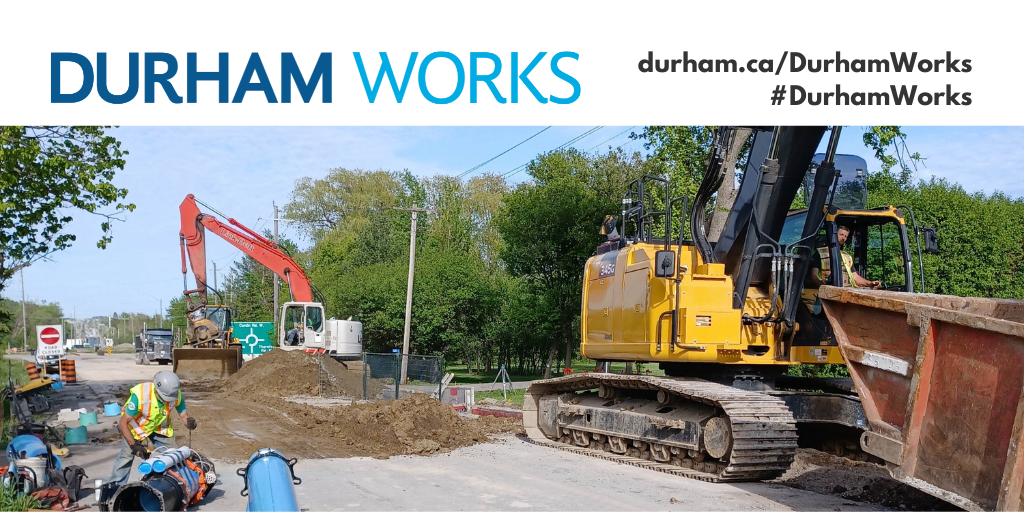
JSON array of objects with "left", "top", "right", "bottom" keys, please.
[{"left": 5, "top": 126, "right": 1022, "bottom": 319}]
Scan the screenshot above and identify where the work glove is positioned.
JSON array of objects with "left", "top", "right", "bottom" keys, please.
[
  {"left": 186, "top": 417, "right": 197, "bottom": 430},
  {"left": 131, "top": 441, "right": 150, "bottom": 460}
]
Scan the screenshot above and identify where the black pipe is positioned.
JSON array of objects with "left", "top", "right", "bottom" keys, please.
[{"left": 109, "top": 475, "right": 186, "bottom": 512}]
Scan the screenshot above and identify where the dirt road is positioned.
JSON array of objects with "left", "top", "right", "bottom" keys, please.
[{"left": 22, "top": 351, "right": 939, "bottom": 511}]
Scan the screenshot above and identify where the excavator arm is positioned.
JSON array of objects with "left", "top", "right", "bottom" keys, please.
[{"left": 179, "top": 194, "right": 313, "bottom": 303}]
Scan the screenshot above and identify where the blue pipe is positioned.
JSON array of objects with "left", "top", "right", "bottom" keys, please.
[
  {"left": 151, "top": 447, "right": 191, "bottom": 473},
  {"left": 238, "top": 449, "right": 300, "bottom": 512}
]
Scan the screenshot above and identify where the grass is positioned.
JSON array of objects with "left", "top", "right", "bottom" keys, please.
[
  {"left": 474, "top": 389, "right": 525, "bottom": 407},
  {"left": 448, "top": 360, "right": 665, "bottom": 385},
  {"left": 0, "top": 357, "right": 30, "bottom": 388},
  {"left": 0, "top": 481, "right": 39, "bottom": 512}
]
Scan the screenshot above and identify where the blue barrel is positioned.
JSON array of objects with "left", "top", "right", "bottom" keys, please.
[
  {"left": 79, "top": 411, "right": 99, "bottom": 426},
  {"left": 241, "top": 449, "right": 300, "bottom": 512},
  {"left": 103, "top": 402, "right": 121, "bottom": 416},
  {"left": 65, "top": 425, "right": 88, "bottom": 445}
]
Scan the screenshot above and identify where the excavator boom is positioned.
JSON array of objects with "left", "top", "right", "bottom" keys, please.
[{"left": 179, "top": 194, "right": 313, "bottom": 303}]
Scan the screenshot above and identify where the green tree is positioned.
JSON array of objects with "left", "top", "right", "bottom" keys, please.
[
  {"left": 497, "top": 149, "right": 647, "bottom": 377},
  {"left": 0, "top": 126, "right": 135, "bottom": 293},
  {"left": 0, "top": 298, "right": 63, "bottom": 350},
  {"left": 868, "top": 176, "right": 1024, "bottom": 299}
]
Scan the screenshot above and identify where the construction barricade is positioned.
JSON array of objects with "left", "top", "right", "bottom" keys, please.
[{"left": 59, "top": 360, "right": 77, "bottom": 383}]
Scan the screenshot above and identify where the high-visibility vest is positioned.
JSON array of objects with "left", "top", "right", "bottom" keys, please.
[
  {"left": 817, "top": 247, "right": 858, "bottom": 287},
  {"left": 124, "top": 382, "right": 175, "bottom": 440}
]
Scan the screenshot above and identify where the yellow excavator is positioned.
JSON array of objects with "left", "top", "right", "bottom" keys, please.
[{"left": 524, "top": 126, "right": 939, "bottom": 481}]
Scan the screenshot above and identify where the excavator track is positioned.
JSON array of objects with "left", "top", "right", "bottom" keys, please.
[{"left": 523, "top": 373, "right": 798, "bottom": 482}]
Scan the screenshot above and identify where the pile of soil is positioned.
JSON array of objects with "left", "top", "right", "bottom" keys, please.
[
  {"left": 219, "top": 349, "right": 368, "bottom": 399},
  {"left": 275, "top": 393, "right": 523, "bottom": 457},
  {"left": 777, "top": 449, "right": 961, "bottom": 510},
  {"left": 179, "top": 392, "right": 523, "bottom": 462}
]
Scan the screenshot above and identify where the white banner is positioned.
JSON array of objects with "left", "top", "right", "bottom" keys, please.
[
  {"left": 36, "top": 325, "right": 66, "bottom": 357},
  {"left": 0, "top": 1, "right": 1019, "bottom": 125}
]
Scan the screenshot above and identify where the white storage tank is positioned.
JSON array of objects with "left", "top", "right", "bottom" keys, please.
[{"left": 327, "top": 318, "right": 362, "bottom": 359}]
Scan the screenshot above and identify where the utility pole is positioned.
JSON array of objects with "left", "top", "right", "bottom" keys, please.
[
  {"left": 213, "top": 262, "right": 218, "bottom": 299},
  {"left": 159, "top": 299, "right": 163, "bottom": 328},
  {"left": 20, "top": 268, "right": 28, "bottom": 351},
  {"left": 395, "top": 205, "right": 432, "bottom": 384},
  {"left": 273, "top": 202, "right": 279, "bottom": 327}
]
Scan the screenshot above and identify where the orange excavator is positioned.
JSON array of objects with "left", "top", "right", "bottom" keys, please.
[{"left": 177, "top": 194, "right": 362, "bottom": 380}]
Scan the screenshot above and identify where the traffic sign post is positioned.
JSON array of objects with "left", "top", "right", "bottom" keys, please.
[{"left": 36, "top": 325, "right": 65, "bottom": 358}]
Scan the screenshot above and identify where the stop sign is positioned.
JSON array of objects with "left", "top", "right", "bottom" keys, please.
[{"left": 40, "top": 327, "right": 61, "bottom": 345}]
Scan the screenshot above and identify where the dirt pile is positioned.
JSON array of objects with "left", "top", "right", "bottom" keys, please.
[
  {"left": 217, "top": 349, "right": 367, "bottom": 399},
  {"left": 777, "top": 449, "right": 960, "bottom": 510},
  {"left": 271, "top": 393, "right": 523, "bottom": 457},
  {"left": 179, "top": 350, "right": 521, "bottom": 462}
]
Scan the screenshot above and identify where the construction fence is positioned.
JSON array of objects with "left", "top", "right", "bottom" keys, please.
[{"left": 317, "top": 352, "right": 444, "bottom": 401}]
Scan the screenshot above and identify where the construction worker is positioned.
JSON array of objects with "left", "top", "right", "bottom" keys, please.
[
  {"left": 109, "top": 371, "right": 196, "bottom": 485},
  {"left": 810, "top": 225, "right": 881, "bottom": 289}
]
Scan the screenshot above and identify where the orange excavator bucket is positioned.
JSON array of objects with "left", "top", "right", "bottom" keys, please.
[{"left": 820, "top": 286, "right": 1024, "bottom": 511}]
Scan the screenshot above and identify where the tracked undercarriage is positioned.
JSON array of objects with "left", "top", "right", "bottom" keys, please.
[{"left": 523, "top": 373, "right": 800, "bottom": 482}]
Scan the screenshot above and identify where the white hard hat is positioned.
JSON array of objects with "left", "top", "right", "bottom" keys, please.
[{"left": 154, "top": 371, "right": 180, "bottom": 402}]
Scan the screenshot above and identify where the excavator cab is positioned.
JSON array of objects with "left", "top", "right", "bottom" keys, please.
[{"left": 278, "top": 302, "right": 327, "bottom": 350}]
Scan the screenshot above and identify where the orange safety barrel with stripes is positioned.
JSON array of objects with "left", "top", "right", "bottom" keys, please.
[{"left": 123, "top": 382, "right": 175, "bottom": 440}]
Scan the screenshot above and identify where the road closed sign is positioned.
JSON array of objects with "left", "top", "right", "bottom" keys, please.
[{"left": 36, "top": 325, "right": 65, "bottom": 357}]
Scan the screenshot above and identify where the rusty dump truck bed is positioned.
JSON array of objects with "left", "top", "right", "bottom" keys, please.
[{"left": 820, "top": 286, "right": 1024, "bottom": 511}]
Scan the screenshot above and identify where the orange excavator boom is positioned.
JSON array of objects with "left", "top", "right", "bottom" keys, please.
[{"left": 179, "top": 194, "right": 313, "bottom": 303}]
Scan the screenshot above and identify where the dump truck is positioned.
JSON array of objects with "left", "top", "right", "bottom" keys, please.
[
  {"left": 821, "top": 287, "right": 1024, "bottom": 511},
  {"left": 177, "top": 194, "right": 362, "bottom": 379},
  {"left": 524, "top": 126, "right": 943, "bottom": 481},
  {"left": 134, "top": 327, "right": 174, "bottom": 365}
]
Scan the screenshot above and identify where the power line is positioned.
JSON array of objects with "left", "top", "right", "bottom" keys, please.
[
  {"left": 587, "top": 126, "right": 637, "bottom": 151},
  {"left": 503, "top": 126, "right": 605, "bottom": 178},
  {"left": 457, "top": 126, "right": 552, "bottom": 179}
]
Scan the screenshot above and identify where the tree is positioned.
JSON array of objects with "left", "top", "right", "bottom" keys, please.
[
  {"left": 0, "top": 298, "right": 63, "bottom": 349},
  {"left": 0, "top": 126, "right": 134, "bottom": 293},
  {"left": 632, "top": 126, "right": 713, "bottom": 201},
  {"left": 497, "top": 149, "right": 648, "bottom": 377}
]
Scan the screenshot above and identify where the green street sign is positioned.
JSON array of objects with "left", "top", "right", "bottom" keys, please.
[{"left": 233, "top": 322, "right": 275, "bottom": 356}]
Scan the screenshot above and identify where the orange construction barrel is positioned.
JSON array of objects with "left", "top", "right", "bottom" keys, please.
[
  {"left": 25, "top": 363, "right": 40, "bottom": 380},
  {"left": 59, "top": 359, "right": 77, "bottom": 383}
]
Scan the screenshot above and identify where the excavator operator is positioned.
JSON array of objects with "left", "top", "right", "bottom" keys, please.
[
  {"left": 285, "top": 322, "right": 304, "bottom": 346},
  {"left": 810, "top": 225, "right": 880, "bottom": 289}
]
